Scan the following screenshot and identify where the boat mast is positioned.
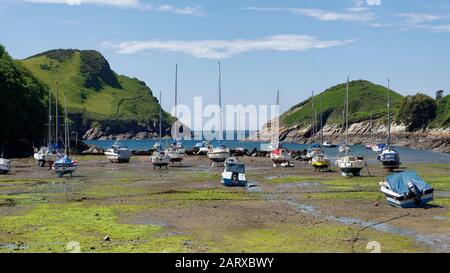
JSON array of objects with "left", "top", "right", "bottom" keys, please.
[
  {"left": 311, "top": 91, "right": 315, "bottom": 142},
  {"left": 320, "top": 93, "right": 324, "bottom": 150},
  {"left": 47, "top": 88, "right": 52, "bottom": 147},
  {"left": 345, "top": 76, "right": 349, "bottom": 151},
  {"left": 55, "top": 82, "right": 59, "bottom": 146},
  {"left": 159, "top": 91, "right": 162, "bottom": 146},
  {"left": 387, "top": 78, "right": 391, "bottom": 148},
  {"left": 174, "top": 64, "right": 178, "bottom": 119},
  {"left": 370, "top": 112, "right": 373, "bottom": 144},
  {"left": 218, "top": 61, "right": 223, "bottom": 141},
  {"left": 276, "top": 90, "right": 280, "bottom": 143},
  {"left": 64, "top": 94, "right": 69, "bottom": 156}
]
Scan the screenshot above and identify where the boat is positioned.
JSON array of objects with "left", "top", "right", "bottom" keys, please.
[
  {"left": 379, "top": 171, "right": 433, "bottom": 208},
  {"left": 323, "top": 141, "right": 337, "bottom": 148},
  {"left": 0, "top": 153, "right": 11, "bottom": 174},
  {"left": 52, "top": 91, "right": 78, "bottom": 177},
  {"left": 365, "top": 113, "right": 375, "bottom": 150},
  {"left": 34, "top": 87, "right": 55, "bottom": 167},
  {"left": 165, "top": 65, "right": 185, "bottom": 165},
  {"left": 305, "top": 92, "right": 322, "bottom": 161},
  {"left": 378, "top": 79, "right": 400, "bottom": 172},
  {"left": 269, "top": 91, "right": 292, "bottom": 167},
  {"left": 311, "top": 92, "right": 330, "bottom": 171},
  {"left": 150, "top": 91, "right": 170, "bottom": 169},
  {"left": 195, "top": 141, "right": 210, "bottom": 155},
  {"left": 270, "top": 143, "right": 292, "bottom": 167},
  {"left": 105, "top": 141, "right": 132, "bottom": 163},
  {"left": 207, "top": 62, "right": 230, "bottom": 166},
  {"left": 372, "top": 143, "right": 386, "bottom": 153},
  {"left": 336, "top": 76, "right": 366, "bottom": 176},
  {"left": 166, "top": 140, "right": 185, "bottom": 165},
  {"left": 221, "top": 157, "right": 247, "bottom": 187}
]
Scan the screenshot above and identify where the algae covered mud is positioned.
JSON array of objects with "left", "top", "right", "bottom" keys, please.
[{"left": 0, "top": 156, "right": 448, "bottom": 253}]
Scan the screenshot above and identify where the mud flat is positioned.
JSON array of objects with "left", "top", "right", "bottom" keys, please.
[{"left": 0, "top": 156, "right": 448, "bottom": 253}]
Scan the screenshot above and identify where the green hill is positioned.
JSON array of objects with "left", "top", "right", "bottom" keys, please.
[
  {"left": 21, "top": 49, "right": 173, "bottom": 136},
  {"left": 280, "top": 80, "right": 403, "bottom": 128}
]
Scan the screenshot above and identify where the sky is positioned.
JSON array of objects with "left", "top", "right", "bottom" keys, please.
[{"left": 1, "top": 0, "right": 450, "bottom": 128}]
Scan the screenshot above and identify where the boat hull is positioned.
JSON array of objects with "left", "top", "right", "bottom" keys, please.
[
  {"left": 208, "top": 151, "right": 230, "bottom": 163},
  {"left": 381, "top": 186, "right": 434, "bottom": 208}
]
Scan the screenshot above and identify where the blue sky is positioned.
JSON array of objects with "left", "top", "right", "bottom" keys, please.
[{"left": 1, "top": 0, "right": 450, "bottom": 122}]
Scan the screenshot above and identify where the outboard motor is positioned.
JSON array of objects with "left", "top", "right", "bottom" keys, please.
[
  {"left": 407, "top": 181, "right": 422, "bottom": 206},
  {"left": 232, "top": 173, "right": 239, "bottom": 185}
]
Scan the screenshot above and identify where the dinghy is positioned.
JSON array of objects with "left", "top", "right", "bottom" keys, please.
[
  {"left": 379, "top": 171, "right": 433, "bottom": 208},
  {"left": 52, "top": 154, "right": 78, "bottom": 177},
  {"left": 0, "top": 155, "right": 11, "bottom": 174},
  {"left": 221, "top": 157, "right": 247, "bottom": 187},
  {"left": 105, "top": 141, "right": 131, "bottom": 163},
  {"left": 322, "top": 141, "right": 337, "bottom": 148}
]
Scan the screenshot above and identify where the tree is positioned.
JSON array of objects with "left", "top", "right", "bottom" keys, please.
[
  {"left": 398, "top": 93, "right": 437, "bottom": 131},
  {"left": 436, "top": 90, "right": 444, "bottom": 100}
]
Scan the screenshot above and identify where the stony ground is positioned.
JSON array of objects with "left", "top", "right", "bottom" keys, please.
[{"left": 0, "top": 155, "right": 449, "bottom": 253}]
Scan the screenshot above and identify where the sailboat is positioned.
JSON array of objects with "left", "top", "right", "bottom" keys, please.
[
  {"left": 52, "top": 89, "right": 78, "bottom": 177},
  {"left": 165, "top": 64, "right": 185, "bottom": 165},
  {"left": 207, "top": 62, "right": 230, "bottom": 166},
  {"left": 311, "top": 93, "right": 330, "bottom": 171},
  {"left": 378, "top": 78, "right": 400, "bottom": 171},
  {"left": 150, "top": 91, "right": 170, "bottom": 169},
  {"left": 338, "top": 79, "right": 351, "bottom": 154},
  {"left": 305, "top": 92, "right": 321, "bottom": 161},
  {"left": 104, "top": 141, "right": 131, "bottom": 163},
  {"left": 0, "top": 149, "right": 11, "bottom": 174},
  {"left": 335, "top": 76, "right": 366, "bottom": 176},
  {"left": 34, "top": 88, "right": 54, "bottom": 167},
  {"left": 270, "top": 90, "right": 292, "bottom": 167},
  {"left": 365, "top": 113, "right": 375, "bottom": 150}
]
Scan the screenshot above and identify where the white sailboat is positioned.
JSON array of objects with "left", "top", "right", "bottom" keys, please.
[
  {"left": 270, "top": 90, "right": 292, "bottom": 167},
  {"left": 52, "top": 89, "right": 78, "bottom": 177},
  {"left": 378, "top": 78, "right": 400, "bottom": 171},
  {"left": 207, "top": 62, "right": 230, "bottom": 166},
  {"left": 105, "top": 141, "right": 132, "bottom": 163},
  {"left": 165, "top": 64, "right": 185, "bottom": 165},
  {"left": 338, "top": 79, "right": 351, "bottom": 154},
  {"left": 34, "top": 88, "right": 53, "bottom": 167},
  {"left": 305, "top": 92, "right": 321, "bottom": 161},
  {"left": 150, "top": 91, "right": 170, "bottom": 169},
  {"left": 336, "top": 76, "right": 366, "bottom": 176}
]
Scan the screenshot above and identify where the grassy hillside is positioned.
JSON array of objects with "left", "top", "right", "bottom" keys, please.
[
  {"left": 280, "top": 80, "right": 403, "bottom": 128},
  {"left": 433, "top": 95, "right": 450, "bottom": 128},
  {"left": 21, "top": 49, "right": 173, "bottom": 132}
]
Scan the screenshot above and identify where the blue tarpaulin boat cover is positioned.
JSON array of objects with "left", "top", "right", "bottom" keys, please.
[{"left": 386, "top": 171, "right": 432, "bottom": 195}]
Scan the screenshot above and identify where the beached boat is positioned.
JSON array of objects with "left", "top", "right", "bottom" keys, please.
[
  {"left": 150, "top": 91, "right": 171, "bottom": 169},
  {"left": 378, "top": 79, "right": 400, "bottom": 171},
  {"left": 336, "top": 76, "right": 366, "bottom": 176},
  {"left": 52, "top": 91, "right": 78, "bottom": 177},
  {"left": 269, "top": 91, "right": 292, "bottom": 167},
  {"left": 166, "top": 140, "right": 185, "bottom": 165},
  {"left": 323, "top": 141, "right": 337, "bottom": 148},
  {"left": 195, "top": 141, "right": 210, "bottom": 155},
  {"left": 372, "top": 143, "right": 386, "bottom": 153},
  {"left": 311, "top": 93, "right": 330, "bottom": 171},
  {"left": 221, "top": 157, "right": 247, "bottom": 187},
  {"left": 34, "top": 88, "right": 56, "bottom": 167},
  {"left": 105, "top": 141, "right": 132, "bottom": 163},
  {"left": 379, "top": 171, "right": 433, "bottom": 208},
  {"left": 207, "top": 62, "right": 230, "bottom": 166},
  {"left": 0, "top": 155, "right": 11, "bottom": 174}
]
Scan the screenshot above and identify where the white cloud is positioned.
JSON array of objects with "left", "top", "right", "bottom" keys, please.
[
  {"left": 396, "top": 13, "right": 443, "bottom": 23},
  {"left": 244, "top": 7, "right": 375, "bottom": 22},
  {"left": 366, "top": 0, "right": 381, "bottom": 6},
  {"left": 402, "top": 23, "right": 450, "bottom": 33},
  {"left": 104, "top": 35, "right": 355, "bottom": 59},
  {"left": 18, "top": 0, "right": 205, "bottom": 15}
]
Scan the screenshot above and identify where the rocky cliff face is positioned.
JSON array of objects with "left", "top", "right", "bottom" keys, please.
[{"left": 252, "top": 119, "right": 450, "bottom": 153}]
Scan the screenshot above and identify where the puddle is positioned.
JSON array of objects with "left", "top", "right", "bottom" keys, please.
[
  {"left": 265, "top": 175, "right": 290, "bottom": 180},
  {"left": 246, "top": 182, "right": 262, "bottom": 192},
  {"left": 433, "top": 216, "right": 449, "bottom": 221},
  {"left": 436, "top": 191, "right": 450, "bottom": 198},
  {"left": 0, "top": 243, "right": 27, "bottom": 251},
  {"left": 279, "top": 198, "right": 450, "bottom": 252}
]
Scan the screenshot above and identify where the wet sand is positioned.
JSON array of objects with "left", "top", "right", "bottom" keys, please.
[{"left": 0, "top": 155, "right": 449, "bottom": 253}]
